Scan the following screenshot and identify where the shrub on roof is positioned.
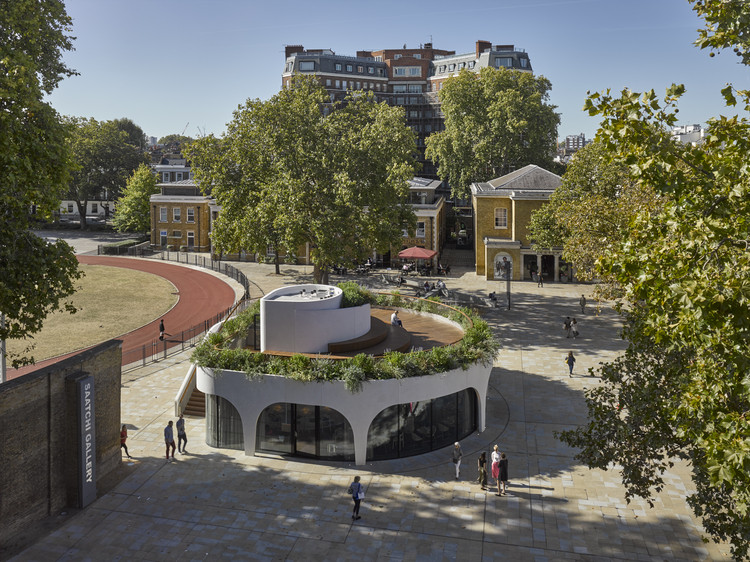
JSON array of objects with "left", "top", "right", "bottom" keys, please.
[{"left": 191, "top": 288, "right": 498, "bottom": 392}]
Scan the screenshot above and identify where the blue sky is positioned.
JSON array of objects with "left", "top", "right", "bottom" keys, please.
[{"left": 48, "top": 0, "right": 748, "bottom": 142}]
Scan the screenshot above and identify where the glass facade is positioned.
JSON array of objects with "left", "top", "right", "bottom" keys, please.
[
  {"left": 206, "top": 395, "right": 244, "bottom": 450},
  {"left": 208, "top": 389, "right": 477, "bottom": 462},
  {"left": 366, "top": 389, "right": 476, "bottom": 461},
  {"left": 256, "top": 403, "right": 355, "bottom": 461}
]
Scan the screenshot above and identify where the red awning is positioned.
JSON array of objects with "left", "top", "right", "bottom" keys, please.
[{"left": 398, "top": 246, "right": 437, "bottom": 260}]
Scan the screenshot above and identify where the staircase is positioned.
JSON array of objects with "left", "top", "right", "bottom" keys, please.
[
  {"left": 183, "top": 388, "right": 206, "bottom": 417},
  {"left": 439, "top": 245, "right": 475, "bottom": 269}
]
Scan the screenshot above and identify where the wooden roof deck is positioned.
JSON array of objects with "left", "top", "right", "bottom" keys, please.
[{"left": 262, "top": 306, "right": 465, "bottom": 359}]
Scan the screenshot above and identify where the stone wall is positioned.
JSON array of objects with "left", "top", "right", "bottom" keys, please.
[{"left": 0, "top": 340, "right": 122, "bottom": 547}]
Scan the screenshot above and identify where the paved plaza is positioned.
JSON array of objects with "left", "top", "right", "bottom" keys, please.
[{"left": 11, "top": 261, "right": 730, "bottom": 561}]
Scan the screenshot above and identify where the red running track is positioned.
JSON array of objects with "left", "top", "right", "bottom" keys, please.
[{"left": 8, "top": 256, "right": 237, "bottom": 380}]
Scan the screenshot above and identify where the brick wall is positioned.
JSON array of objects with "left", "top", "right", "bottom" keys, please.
[{"left": 0, "top": 340, "right": 122, "bottom": 547}]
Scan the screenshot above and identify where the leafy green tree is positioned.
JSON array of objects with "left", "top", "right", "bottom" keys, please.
[
  {"left": 189, "top": 75, "right": 417, "bottom": 282},
  {"left": 113, "top": 117, "right": 147, "bottom": 151},
  {"left": 112, "top": 163, "right": 160, "bottom": 233},
  {"left": 0, "top": 0, "right": 83, "bottom": 372},
  {"left": 66, "top": 117, "right": 148, "bottom": 228},
  {"left": 425, "top": 67, "right": 560, "bottom": 199},
  {"left": 158, "top": 134, "right": 194, "bottom": 147},
  {"left": 529, "top": 141, "right": 663, "bottom": 281},
  {"left": 691, "top": 0, "right": 750, "bottom": 64},
  {"left": 558, "top": 2, "right": 750, "bottom": 556}
]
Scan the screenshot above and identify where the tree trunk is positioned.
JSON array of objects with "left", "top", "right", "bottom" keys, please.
[
  {"left": 274, "top": 252, "right": 280, "bottom": 275},
  {"left": 313, "top": 262, "right": 323, "bottom": 284},
  {"left": 76, "top": 200, "right": 88, "bottom": 229}
]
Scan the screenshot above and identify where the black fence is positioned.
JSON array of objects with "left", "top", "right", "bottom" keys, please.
[
  {"left": 121, "top": 299, "right": 252, "bottom": 371},
  {"left": 109, "top": 250, "right": 260, "bottom": 372}
]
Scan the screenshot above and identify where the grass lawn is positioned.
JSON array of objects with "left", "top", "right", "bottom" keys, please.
[{"left": 6, "top": 265, "right": 178, "bottom": 365}]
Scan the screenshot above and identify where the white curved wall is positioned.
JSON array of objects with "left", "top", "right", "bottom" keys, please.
[
  {"left": 260, "top": 284, "right": 370, "bottom": 353},
  {"left": 196, "top": 361, "right": 492, "bottom": 466}
]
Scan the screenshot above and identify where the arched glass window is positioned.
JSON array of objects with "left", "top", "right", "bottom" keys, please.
[
  {"left": 206, "top": 395, "right": 243, "bottom": 450},
  {"left": 366, "top": 390, "right": 477, "bottom": 461},
  {"left": 256, "top": 403, "right": 354, "bottom": 461}
]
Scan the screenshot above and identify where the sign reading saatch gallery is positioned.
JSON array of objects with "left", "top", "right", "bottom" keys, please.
[{"left": 76, "top": 374, "right": 96, "bottom": 507}]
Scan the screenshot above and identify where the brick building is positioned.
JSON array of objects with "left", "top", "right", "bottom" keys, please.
[
  {"left": 282, "top": 40, "right": 533, "bottom": 180},
  {"left": 149, "top": 180, "right": 216, "bottom": 251},
  {"left": 471, "top": 165, "right": 570, "bottom": 282}
]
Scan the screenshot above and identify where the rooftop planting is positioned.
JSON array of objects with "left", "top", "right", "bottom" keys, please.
[{"left": 191, "top": 282, "right": 499, "bottom": 392}]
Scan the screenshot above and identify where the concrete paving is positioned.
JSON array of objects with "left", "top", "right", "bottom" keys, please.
[{"left": 12, "top": 262, "right": 730, "bottom": 561}]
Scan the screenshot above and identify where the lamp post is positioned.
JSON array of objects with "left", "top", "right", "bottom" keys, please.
[{"left": 505, "top": 260, "right": 511, "bottom": 310}]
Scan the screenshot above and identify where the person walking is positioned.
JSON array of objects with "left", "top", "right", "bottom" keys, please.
[
  {"left": 164, "top": 420, "right": 176, "bottom": 462},
  {"left": 451, "top": 441, "right": 463, "bottom": 480},
  {"left": 565, "top": 351, "right": 576, "bottom": 375},
  {"left": 349, "top": 475, "right": 364, "bottom": 521},
  {"left": 537, "top": 271, "right": 544, "bottom": 287},
  {"left": 498, "top": 452, "right": 509, "bottom": 495},
  {"left": 477, "top": 452, "right": 488, "bottom": 490},
  {"left": 564, "top": 316, "right": 572, "bottom": 338},
  {"left": 120, "top": 424, "right": 131, "bottom": 459},
  {"left": 579, "top": 294, "right": 587, "bottom": 314},
  {"left": 176, "top": 414, "right": 188, "bottom": 453},
  {"left": 491, "top": 445, "right": 501, "bottom": 494},
  {"left": 571, "top": 318, "right": 579, "bottom": 339},
  {"left": 159, "top": 319, "right": 165, "bottom": 341}
]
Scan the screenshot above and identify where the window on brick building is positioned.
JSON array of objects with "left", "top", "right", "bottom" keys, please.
[
  {"left": 187, "top": 208, "right": 195, "bottom": 223},
  {"left": 160, "top": 207, "right": 167, "bottom": 222},
  {"left": 494, "top": 208, "right": 508, "bottom": 229},
  {"left": 173, "top": 207, "right": 181, "bottom": 222}
]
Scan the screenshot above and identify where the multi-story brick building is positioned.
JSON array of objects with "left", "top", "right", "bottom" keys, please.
[
  {"left": 148, "top": 177, "right": 441, "bottom": 266},
  {"left": 282, "top": 40, "right": 533, "bottom": 180},
  {"left": 150, "top": 179, "right": 215, "bottom": 251}
]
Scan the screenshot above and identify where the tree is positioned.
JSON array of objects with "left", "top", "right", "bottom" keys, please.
[
  {"left": 691, "top": 0, "right": 750, "bottom": 64},
  {"left": 558, "top": 2, "right": 750, "bottom": 556},
  {"left": 0, "top": 0, "right": 83, "bottom": 373},
  {"left": 189, "top": 75, "right": 417, "bottom": 282},
  {"left": 112, "top": 163, "right": 160, "bottom": 233},
  {"left": 425, "top": 67, "right": 560, "bottom": 199},
  {"left": 113, "top": 117, "right": 147, "bottom": 151},
  {"left": 66, "top": 117, "right": 148, "bottom": 228},
  {"left": 528, "top": 141, "right": 663, "bottom": 281},
  {"left": 158, "top": 134, "right": 194, "bottom": 148}
]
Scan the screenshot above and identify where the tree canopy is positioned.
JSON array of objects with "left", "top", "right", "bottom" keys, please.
[
  {"left": 528, "top": 141, "right": 663, "bottom": 281},
  {"left": 425, "top": 67, "right": 560, "bottom": 199},
  {"left": 112, "top": 163, "right": 160, "bottom": 233},
  {"left": 0, "top": 0, "right": 82, "bottom": 371},
  {"left": 188, "top": 75, "right": 417, "bottom": 282},
  {"left": 66, "top": 117, "right": 148, "bottom": 227},
  {"left": 158, "top": 134, "right": 194, "bottom": 147},
  {"left": 558, "top": 2, "right": 750, "bottom": 557}
]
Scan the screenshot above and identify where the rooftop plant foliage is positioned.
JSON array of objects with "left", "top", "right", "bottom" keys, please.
[{"left": 191, "top": 285, "right": 499, "bottom": 392}]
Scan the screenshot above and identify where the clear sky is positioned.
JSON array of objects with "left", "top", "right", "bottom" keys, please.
[{"left": 47, "top": 0, "right": 749, "bottom": 142}]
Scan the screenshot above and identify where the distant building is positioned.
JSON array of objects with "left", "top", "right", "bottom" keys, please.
[
  {"left": 149, "top": 179, "right": 215, "bottom": 252},
  {"left": 564, "top": 133, "right": 591, "bottom": 155},
  {"left": 672, "top": 124, "right": 705, "bottom": 145},
  {"left": 282, "top": 40, "right": 533, "bottom": 180},
  {"left": 153, "top": 157, "right": 192, "bottom": 183}
]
